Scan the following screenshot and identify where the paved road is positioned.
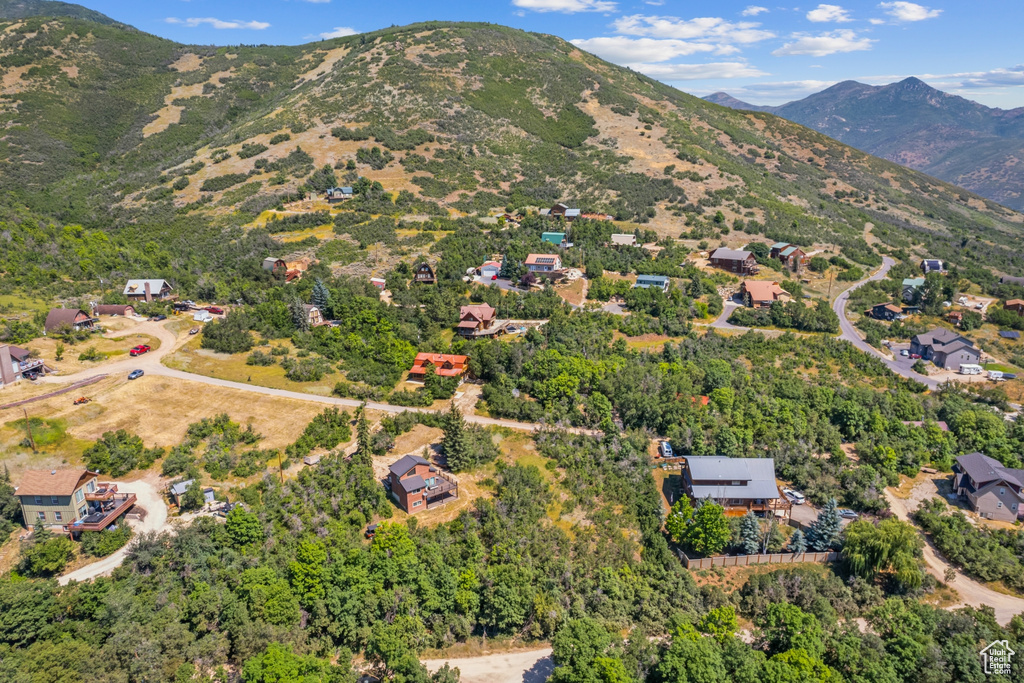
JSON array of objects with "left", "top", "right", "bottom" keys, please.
[
  {"left": 58, "top": 478, "right": 168, "bottom": 585},
  {"left": 832, "top": 257, "right": 941, "bottom": 390},
  {"left": 885, "top": 481, "right": 1024, "bottom": 626},
  {"left": 423, "top": 648, "right": 553, "bottom": 683}
]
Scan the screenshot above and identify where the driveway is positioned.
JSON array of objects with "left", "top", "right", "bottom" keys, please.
[
  {"left": 832, "top": 257, "right": 941, "bottom": 390},
  {"left": 885, "top": 478, "right": 1024, "bottom": 626},
  {"left": 58, "top": 477, "right": 168, "bottom": 585},
  {"left": 423, "top": 648, "right": 553, "bottom": 683},
  {"left": 42, "top": 319, "right": 187, "bottom": 385}
]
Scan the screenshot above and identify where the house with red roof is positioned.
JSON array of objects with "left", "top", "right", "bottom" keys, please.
[
  {"left": 408, "top": 353, "right": 469, "bottom": 380},
  {"left": 457, "top": 304, "right": 497, "bottom": 337}
]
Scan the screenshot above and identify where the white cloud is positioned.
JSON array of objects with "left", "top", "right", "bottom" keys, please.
[
  {"left": 319, "top": 26, "right": 357, "bottom": 39},
  {"left": 773, "top": 29, "right": 874, "bottom": 56},
  {"left": 869, "top": 18, "right": 886, "bottom": 24},
  {"left": 166, "top": 17, "right": 270, "bottom": 30},
  {"left": 878, "top": 2, "right": 941, "bottom": 22},
  {"left": 632, "top": 61, "right": 769, "bottom": 81},
  {"left": 613, "top": 14, "right": 775, "bottom": 44},
  {"left": 807, "top": 4, "right": 853, "bottom": 23},
  {"left": 571, "top": 36, "right": 716, "bottom": 63},
  {"left": 511, "top": 0, "right": 616, "bottom": 13},
  {"left": 741, "top": 6, "right": 769, "bottom": 17}
]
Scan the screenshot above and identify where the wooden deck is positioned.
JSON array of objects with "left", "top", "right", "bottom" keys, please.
[{"left": 66, "top": 493, "right": 136, "bottom": 533}]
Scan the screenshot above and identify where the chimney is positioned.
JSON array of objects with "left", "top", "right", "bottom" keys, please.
[
  {"left": 0, "top": 345, "right": 13, "bottom": 386},
  {"left": 144, "top": 282, "right": 153, "bottom": 303}
]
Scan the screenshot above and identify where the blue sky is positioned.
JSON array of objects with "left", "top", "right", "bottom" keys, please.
[{"left": 77, "top": 1, "right": 1024, "bottom": 107}]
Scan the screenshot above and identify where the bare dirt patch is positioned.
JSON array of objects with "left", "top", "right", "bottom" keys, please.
[
  {"left": 296, "top": 46, "right": 351, "bottom": 86},
  {"left": 169, "top": 53, "right": 203, "bottom": 72}
]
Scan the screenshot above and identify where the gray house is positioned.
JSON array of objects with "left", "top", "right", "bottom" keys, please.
[
  {"left": 953, "top": 452, "right": 1024, "bottom": 522},
  {"left": 680, "top": 456, "right": 790, "bottom": 519},
  {"left": 909, "top": 328, "right": 981, "bottom": 370},
  {"left": 633, "top": 275, "right": 670, "bottom": 293}
]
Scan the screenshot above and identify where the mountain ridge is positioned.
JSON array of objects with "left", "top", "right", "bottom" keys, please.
[{"left": 704, "top": 78, "right": 1024, "bottom": 210}]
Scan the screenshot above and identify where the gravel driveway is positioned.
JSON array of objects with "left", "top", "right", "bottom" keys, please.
[{"left": 423, "top": 648, "right": 553, "bottom": 683}]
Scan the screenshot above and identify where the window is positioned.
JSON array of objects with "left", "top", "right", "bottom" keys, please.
[
  {"left": 54, "top": 512, "right": 62, "bottom": 522},
  {"left": 412, "top": 500, "right": 422, "bottom": 507},
  {"left": 34, "top": 496, "right": 42, "bottom": 505},
  {"left": 78, "top": 506, "right": 87, "bottom": 518},
  {"left": 1000, "top": 488, "right": 1006, "bottom": 495},
  {"left": 76, "top": 489, "right": 84, "bottom": 503},
  {"left": 997, "top": 502, "right": 1003, "bottom": 508},
  {"left": 37, "top": 511, "right": 46, "bottom": 521},
  {"left": 50, "top": 496, "right": 59, "bottom": 505},
  {"left": 86, "top": 480, "right": 96, "bottom": 493}
]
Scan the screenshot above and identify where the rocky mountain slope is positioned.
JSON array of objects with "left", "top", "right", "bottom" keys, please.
[
  {"left": 1, "top": 5, "right": 1023, "bottom": 288},
  {"left": 705, "top": 78, "right": 1024, "bottom": 212}
]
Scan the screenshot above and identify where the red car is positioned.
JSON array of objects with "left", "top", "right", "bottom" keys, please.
[
  {"left": 130, "top": 344, "right": 151, "bottom": 357},
  {"left": 910, "top": 353, "right": 921, "bottom": 359},
  {"left": 204, "top": 306, "right": 224, "bottom": 315}
]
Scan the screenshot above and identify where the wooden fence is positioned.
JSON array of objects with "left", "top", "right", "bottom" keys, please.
[{"left": 680, "top": 551, "right": 838, "bottom": 570}]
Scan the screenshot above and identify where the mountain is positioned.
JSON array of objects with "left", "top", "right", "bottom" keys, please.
[
  {"left": 703, "top": 92, "right": 773, "bottom": 112},
  {"left": 704, "top": 78, "right": 1024, "bottom": 211},
  {"left": 0, "top": 0, "right": 117, "bottom": 24},
  {"left": 1, "top": 8, "right": 1023, "bottom": 290}
]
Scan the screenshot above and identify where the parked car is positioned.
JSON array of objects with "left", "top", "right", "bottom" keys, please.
[
  {"left": 127, "top": 369, "right": 144, "bottom": 380},
  {"left": 837, "top": 509, "right": 858, "bottom": 519},
  {"left": 24, "top": 371, "right": 39, "bottom": 380},
  {"left": 149, "top": 314, "right": 167, "bottom": 321},
  {"left": 975, "top": 302, "right": 984, "bottom": 309},
  {"left": 783, "top": 488, "right": 805, "bottom": 505},
  {"left": 900, "top": 349, "right": 909, "bottom": 357},
  {"left": 129, "top": 344, "right": 151, "bottom": 356},
  {"left": 910, "top": 353, "right": 921, "bottom": 359},
  {"left": 958, "top": 297, "right": 969, "bottom": 305},
  {"left": 659, "top": 440, "right": 674, "bottom": 458},
  {"left": 365, "top": 523, "right": 378, "bottom": 540},
  {"left": 941, "top": 301, "right": 951, "bottom": 307},
  {"left": 189, "top": 328, "right": 199, "bottom": 335},
  {"left": 204, "top": 306, "right": 224, "bottom": 315}
]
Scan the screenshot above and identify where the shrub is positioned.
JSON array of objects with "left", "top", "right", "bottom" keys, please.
[
  {"left": 280, "top": 356, "right": 332, "bottom": 382},
  {"left": 77, "top": 346, "right": 105, "bottom": 362},
  {"left": 201, "top": 312, "right": 254, "bottom": 354},
  {"left": 80, "top": 525, "right": 132, "bottom": 557},
  {"left": 356, "top": 146, "right": 394, "bottom": 170},
  {"left": 246, "top": 350, "right": 276, "bottom": 366},
  {"left": 238, "top": 142, "right": 269, "bottom": 159},
  {"left": 19, "top": 534, "right": 75, "bottom": 577},
  {"left": 269, "top": 133, "right": 291, "bottom": 145},
  {"left": 82, "top": 430, "right": 164, "bottom": 477},
  {"left": 172, "top": 176, "right": 189, "bottom": 191},
  {"left": 200, "top": 173, "right": 249, "bottom": 193}
]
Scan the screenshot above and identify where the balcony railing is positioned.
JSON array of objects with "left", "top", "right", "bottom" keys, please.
[
  {"left": 85, "top": 483, "right": 119, "bottom": 501},
  {"left": 65, "top": 493, "right": 136, "bottom": 533}
]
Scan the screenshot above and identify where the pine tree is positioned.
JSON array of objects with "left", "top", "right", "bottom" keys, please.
[
  {"left": 354, "top": 405, "right": 372, "bottom": 467},
  {"left": 807, "top": 498, "right": 843, "bottom": 551},
  {"left": 740, "top": 512, "right": 761, "bottom": 555},
  {"left": 442, "top": 402, "right": 470, "bottom": 472},
  {"left": 788, "top": 528, "right": 808, "bottom": 554},
  {"left": 311, "top": 279, "right": 330, "bottom": 314},
  {"left": 289, "top": 298, "right": 310, "bottom": 332}
]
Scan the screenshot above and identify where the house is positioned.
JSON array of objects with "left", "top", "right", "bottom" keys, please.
[
  {"left": 709, "top": 248, "right": 758, "bottom": 275},
  {"left": 550, "top": 202, "right": 570, "bottom": 217},
  {"left": 44, "top": 308, "right": 94, "bottom": 335},
  {"left": 124, "top": 279, "right": 174, "bottom": 302},
  {"left": 408, "top": 353, "right": 469, "bottom": 380},
  {"left": 302, "top": 304, "right": 325, "bottom": 327},
  {"left": 1004, "top": 299, "right": 1024, "bottom": 315},
  {"left": 947, "top": 310, "right": 964, "bottom": 326},
  {"left": 262, "top": 257, "right": 287, "bottom": 273},
  {"left": 169, "top": 479, "right": 215, "bottom": 507},
  {"left": 457, "top": 304, "right": 497, "bottom": 336},
  {"left": 769, "top": 242, "right": 791, "bottom": 259},
  {"left": 633, "top": 275, "right": 670, "bottom": 293},
  {"left": 869, "top": 303, "right": 903, "bottom": 321},
  {"left": 387, "top": 454, "right": 458, "bottom": 514},
  {"left": 525, "top": 254, "right": 562, "bottom": 273},
  {"left": 921, "top": 259, "right": 944, "bottom": 274},
  {"left": 541, "top": 232, "right": 569, "bottom": 248},
  {"left": 741, "top": 281, "right": 787, "bottom": 308},
  {"left": 953, "top": 452, "right": 1024, "bottom": 522},
  {"left": 414, "top": 263, "right": 436, "bottom": 285},
  {"left": 902, "top": 278, "right": 925, "bottom": 302},
  {"left": 0, "top": 344, "right": 45, "bottom": 387},
  {"left": 325, "top": 187, "right": 353, "bottom": 203},
  {"left": 910, "top": 328, "right": 981, "bottom": 370},
  {"left": 93, "top": 304, "right": 136, "bottom": 318},
  {"left": 564, "top": 209, "right": 581, "bottom": 222},
  {"left": 610, "top": 234, "right": 637, "bottom": 247},
  {"left": 769, "top": 243, "right": 806, "bottom": 269},
  {"left": 15, "top": 469, "right": 136, "bottom": 534},
  {"left": 1000, "top": 276, "right": 1024, "bottom": 286},
  {"left": 478, "top": 261, "right": 502, "bottom": 280},
  {"left": 370, "top": 277, "right": 387, "bottom": 290},
  {"left": 680, "top": 456, "right": 790, "bottom": 519}
]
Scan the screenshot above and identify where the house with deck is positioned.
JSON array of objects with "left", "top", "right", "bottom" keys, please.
[
  {"left": 541, "top": 232, "right": 569, "bottom": 248},
  {"left": 387, "top": 454, "right": 458, "bottom": 514},
  {"left": 953, "top": 452, "right": 1024, "bottom": 522},
  {"left": 457, "top": 304, "right": 497, "bottom": 337},
  {"left": 124, "top": 279, "right": 174, "bottom": 302},
  {"left": 769, "top": 243, "right": 807, "bottom": 270},
  {"left": 869, "top": 303, "right": 903, "bottom": 321},
  {"left": 680, "top": 456, "right": 790, "bottom": 519},
  {"left": 15, "top": 469, "right": 136, "bottom": 536},
  {"left": 44, "top": 308, "right": 95, "bottom": 335},
  {"left": 408, "top": 353, "right": 469, "bottom": 380},
  {"left": 0, "top": 344, "right": 46, "bottom": 387},
  {"left": 1004, "top": 299, "right": 1024, "bottom": 315},
  {"left": 740, "top": 280, "right": 787, "bottom": 308},
  {"left": 301, "top": 304, "right": 325, "bottom": 327},
  {"left": 633, "top": 275, "right": 670, "bottom": 293},
  {"left": 910, "top": 328, "right": 981, "bottom": 370},
  {"left": 414, "top": 263, "right": 436, "bottom": 285},
  {"left": 709, "top": 248, "right": 758, "bottom": 275},
  {"left": 325, "top": 187, "right": 353, "bottom": 203},
  {"left": 525, "top": 254, "right": 562, "bottom": 273}
]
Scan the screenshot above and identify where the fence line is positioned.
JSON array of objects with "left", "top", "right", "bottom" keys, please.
[{"left": 681, "top": 551, "right": 838, "bottom": 570}]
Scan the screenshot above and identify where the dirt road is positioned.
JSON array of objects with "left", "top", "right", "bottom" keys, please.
[
  {"left": 885, "top": 478, "right": 1024, "bottom": 625},
  {"left": 58, "top": 477, "right": 168, "bottom": 585},
  {"left": 422, "top": 648, "right": 553, "bottom": 683}
]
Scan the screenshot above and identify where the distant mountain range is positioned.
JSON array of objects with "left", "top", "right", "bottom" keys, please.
[{"left": 705, "top": 78, "right": 1024, "bottom": 211}]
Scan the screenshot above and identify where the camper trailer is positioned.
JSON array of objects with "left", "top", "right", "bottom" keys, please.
[{"left": 959, "top": 364, "right": 983, "bottom": 375}]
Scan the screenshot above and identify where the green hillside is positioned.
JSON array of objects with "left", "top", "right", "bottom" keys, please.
[{"left": 0, "top": 14, "right": 1022, "bottom": 299}]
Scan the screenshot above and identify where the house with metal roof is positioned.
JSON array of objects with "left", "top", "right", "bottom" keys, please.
[
  {"left": 541, "top": 232, "right": 569, "bottom": 248},
  {"left": 709, "top": 247, "right": 758, "bottom": 275},
  {"left": 387, "top": 454, "right": 458, "bottom": 513},
  {"left": 123, "top": 279, "right": 174, "bottom": 302},
  {"left": 953, "top": 452, "right": 1024, "bottom": 521},
  {"left": 633, "top": 275, "right": 670, "bottom": 293},
  {"left": 610, "top": 234, "right": 637, "bottom": 247},
  {"left": 680, "top": 456, "right": 790, "bottom": 518},
  {"left": 325, "top": 187, "right": 353, "bottom": 203},
  {"left": 920, "top": 259, "right": 944, "bottom": 274}
]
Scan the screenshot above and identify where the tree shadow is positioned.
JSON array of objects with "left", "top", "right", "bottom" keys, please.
[{"left": 521, "top": 655, "right": 554, "bottom": 683}]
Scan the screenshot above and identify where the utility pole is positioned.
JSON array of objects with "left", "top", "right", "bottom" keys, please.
[
  {"left": 827, "top": 269, "right": 835, "bottom": 300},
  {"left": 278, "top": 453, "right": 285, "bottom": 485},
  {"left": 22, "top": 408, "right": 36, "bottom": 452}
]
